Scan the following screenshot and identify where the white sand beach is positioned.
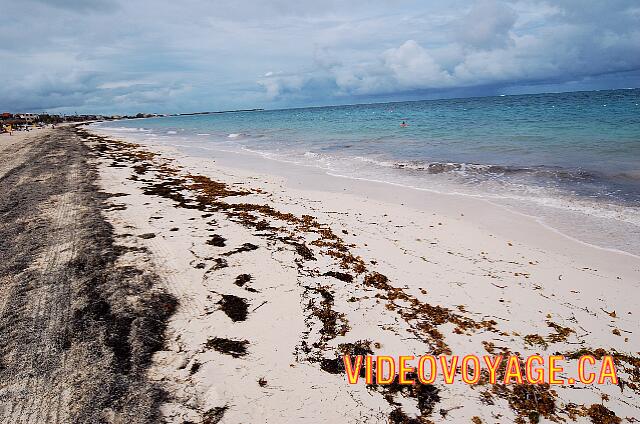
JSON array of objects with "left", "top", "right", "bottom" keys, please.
[{"left": 83, "top": 126, "right": 639, "bottom": 423}]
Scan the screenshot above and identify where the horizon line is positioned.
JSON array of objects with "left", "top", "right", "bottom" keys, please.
[{"left": 8, "top": 85, "right": 639, "bottom": 117}]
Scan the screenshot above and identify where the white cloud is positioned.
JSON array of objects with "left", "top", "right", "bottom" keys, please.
[
  {"left": 257, "top": 73, "right": 308, "bottom": 99},
  {"left": 382, "top": 40, "right": 454, "bottom": 89}
]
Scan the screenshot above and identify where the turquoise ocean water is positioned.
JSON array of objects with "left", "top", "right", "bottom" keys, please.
[{"left": 95, "top": 89, "right": 640, "bottom": 255}]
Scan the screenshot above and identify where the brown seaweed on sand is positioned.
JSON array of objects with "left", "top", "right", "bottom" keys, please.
[
  {"left": 222, "top": 242, "right": 259, "bottom": 256},
  {"left": 218, "top": 294, "right": 249, "bottom": 322},
  {"left": 371, "top": 373, "right": 441, "bottom": 423},
  {"left": 234, "top": 273, "right": 252, "bottom": 287},
  {"left": 207, "top": 234, "right": 226, "bottom": 247},
  {"left": 320, "top": 340, "right": 374, "bottom": 375},
  {"left": 202, "top": 406, "right": 228, "bottom": 424},
  {"left": 323, "top": 271, "right": 354, "bottom": 283},
  {"left": 205, "top": 337, "right": 249, "bottom": 358},
  {"left": 584, "top": 404, "right": 621, "bottom": 424}
]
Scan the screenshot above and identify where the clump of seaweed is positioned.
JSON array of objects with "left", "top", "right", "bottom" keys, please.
[
  {"left": 133, "top": 163, "right": 150, "bottom": 174},
  {"left": 234, "top": 274, "right": 252, "bottom": 287},
  {"left": 562, "top": 402, "right": 623, "bottom": 424},
  {"left": 207, "top": 234, "right": 227, "bottom": 247},
  {"left": 218, "top": 294, "right": 249, "bottom": 322},
  {"left": 205, "top": 337, "right": 249, "bottom": 358},
  {"left": 309, "top": 286, "right": 349, "bottom": 343},
  {"left": 484, "top": 355, "right": 559, "bottom": 424},
  {"left": 370, "top": 372, "right": 441, "bottom": 421},
  {"left": 142, "top": 180, "right": 196, "bottom": 209},
  {"left": 565, "top": 348, "right": 609, "bottom": 360},
  {"left": 320, "top": 340, "right": 374, "bottom": 375},
  {"left": 546, "top": 321, "right": 575, "bottom": 343},
  {"left": 388, "top": 408, "right": 423, "bottom": 424},
  {"left": 294, "top": 243, "right": 315, "bottom": 261},
  {"left": 524, "top": 334, "right": 548, "bottom": 350},
  {"left": 205, "top": 258, "right": 228, "bottom": 273},
  {"left": 233, "top": 273, "right": 258, "bottom": 292},
  {"left": 296, "top": 282, "right": 351, "bottom": 370},
  {"left": 585, "top": 404, "right": 621, "bottom": 424},
  {"left": 188, "top": 174, "right": 248, "bottom": 198},
  {"left": 501, "top": 384, "right": 556, "bottom": 424},
  {"left": 319, "top": 357, "right": 344, "bottom": 374},
  {"left": 222, "top": 243, "right": 259, "bottom": 256},
  {"left": 323, "top": 271, "right": 354, "bottom": 283},
  {"left": 202, "top": 405, "right": 228, "bottom": 424},
  {"left": 189, "top": 361, "right": 201, "bottom": 375}
]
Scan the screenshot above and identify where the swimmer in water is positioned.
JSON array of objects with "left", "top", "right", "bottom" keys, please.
[{"left": 400, "top": 120, "right": 408, "bottom": 127}]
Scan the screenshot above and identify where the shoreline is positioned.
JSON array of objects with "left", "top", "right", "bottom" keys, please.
[
  {"left": 90, "top": 123, "right": 640, "bottom": 259},
  {"left": 81, "top": 125, "right": 639, "bottom": 422},
  {"left": 90, "top": 124, "right": 640, "bottom": 262},
  {"left": 327, "top": 169, "right": 640, "bottom": 261}
]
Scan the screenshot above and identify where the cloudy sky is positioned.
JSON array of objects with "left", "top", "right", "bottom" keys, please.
[{"left": 2, "top": 0, "right": 639, "bottom": 114}]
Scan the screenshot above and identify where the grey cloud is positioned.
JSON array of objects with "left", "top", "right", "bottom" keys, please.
[
  {"left": 29, "top": 0, "right": 119, "bottom": 12},
  {"left": 457, "top": 0, "right": 517, "bottom": 49},
  {"left": 259, "top": 0, "right": 640, "bottom": 102},
  {"left": 1, "top": 0, "right": 639, "bottom": 113}
]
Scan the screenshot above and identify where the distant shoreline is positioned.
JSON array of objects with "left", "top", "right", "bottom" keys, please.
[{"left": 171, "top": 108, "right": 264, "bottom": 116}]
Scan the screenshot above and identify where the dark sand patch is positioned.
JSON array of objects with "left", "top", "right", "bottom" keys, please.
[{"left": 0, "top": 127, "right": 177, "bottom": 422}]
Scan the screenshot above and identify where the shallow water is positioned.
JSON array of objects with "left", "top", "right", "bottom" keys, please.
[{"left": 95, "top": 88, "right": 640, "bottom": 255}]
